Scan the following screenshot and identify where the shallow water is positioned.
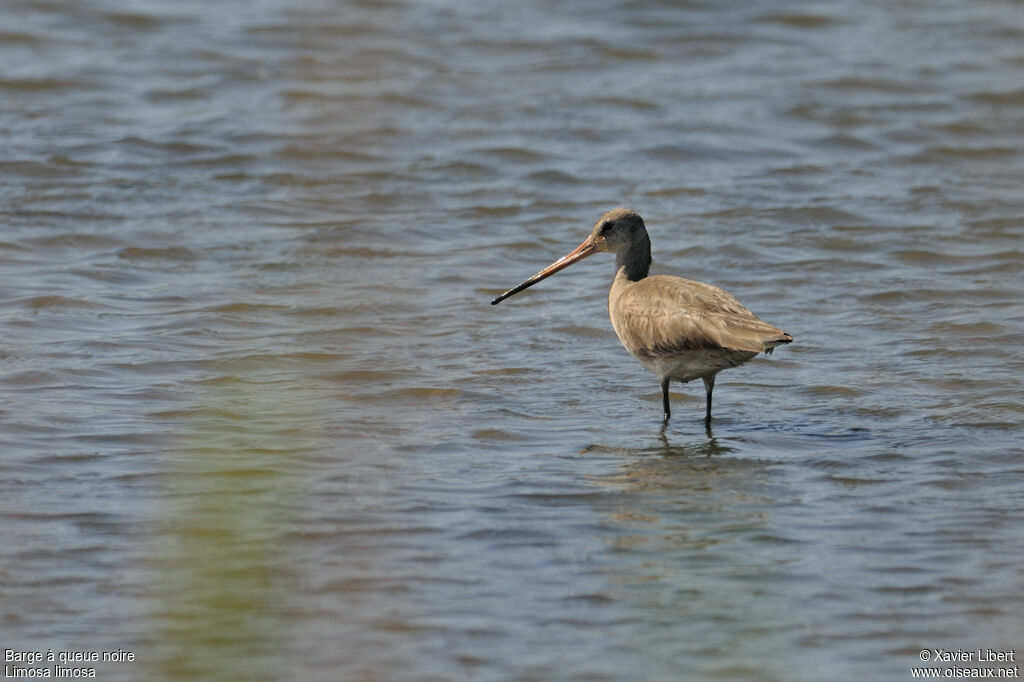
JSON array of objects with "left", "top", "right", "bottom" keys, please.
[{"left": 2, "top": 0, "right": 1023, "bottom": 680}]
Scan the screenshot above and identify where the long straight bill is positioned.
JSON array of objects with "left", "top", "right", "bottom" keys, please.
[{"left": 490, "top": 237, "right": 597, "bottom": 305}]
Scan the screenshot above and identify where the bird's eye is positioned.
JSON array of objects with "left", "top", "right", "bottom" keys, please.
[{"left": 601, "top": 222, "right": 613, "bottom": 233}]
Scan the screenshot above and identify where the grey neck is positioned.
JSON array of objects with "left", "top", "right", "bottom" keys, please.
[{"left": 615, "top": 232, "right": 651, "bottom": 281}]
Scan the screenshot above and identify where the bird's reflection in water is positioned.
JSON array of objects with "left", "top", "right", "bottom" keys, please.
[
  {"left": 582, "top": 426, "right": 733, "bottom": 461},
  {"left": 580, "top": 427, "right": 785, "bottom": 512},
  {"left": 578, "top": 432, "right": 793, "bottom": 624},
  {"left": 658, "top": 421, "right": 724, "bottom": 454}
]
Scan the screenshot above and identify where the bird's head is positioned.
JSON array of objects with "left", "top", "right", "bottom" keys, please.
[
  {"left": 490, "top": 208, "right": 647, "bottom": 305},
  {"left": 590, "top": 208, "right": 646, "bottom": 255}
]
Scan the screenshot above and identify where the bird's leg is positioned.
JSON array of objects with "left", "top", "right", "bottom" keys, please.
[
  {"left": 702, "top": 375, "right": 715, "bottom": 426},
  {"left": 661, "top": 376, "right": 671, "bottom": 422}
]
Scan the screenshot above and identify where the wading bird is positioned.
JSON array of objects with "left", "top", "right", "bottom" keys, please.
[{"left": 491, "top": 208, "right": 792, "bottom": 426}]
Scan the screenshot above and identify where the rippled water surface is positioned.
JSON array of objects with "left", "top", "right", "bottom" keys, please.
[{"left": 2, "top": 0, "right": 1023, "bottom": 680}]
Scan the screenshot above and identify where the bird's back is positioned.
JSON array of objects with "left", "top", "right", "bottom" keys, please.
[{"left": 608, "top": 271, "right": 792, "bottom": 380}]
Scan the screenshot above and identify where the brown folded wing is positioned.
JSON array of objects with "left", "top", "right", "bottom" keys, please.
[{"left": 610, "top": 275, "right": 792, "bottom": 359}]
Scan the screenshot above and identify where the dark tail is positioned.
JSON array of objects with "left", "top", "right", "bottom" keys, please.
[{"left": 763, "top": 332, "right": 793, "bottom": 355}]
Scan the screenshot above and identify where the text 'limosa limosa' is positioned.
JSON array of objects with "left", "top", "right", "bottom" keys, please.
[{"left": 491, "top": 208, "right": 793, "bottom": 426}]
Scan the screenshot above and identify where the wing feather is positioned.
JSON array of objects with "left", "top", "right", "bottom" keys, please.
[{"left": 610, "top": 275, "right": 792, "bottom": 358}]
